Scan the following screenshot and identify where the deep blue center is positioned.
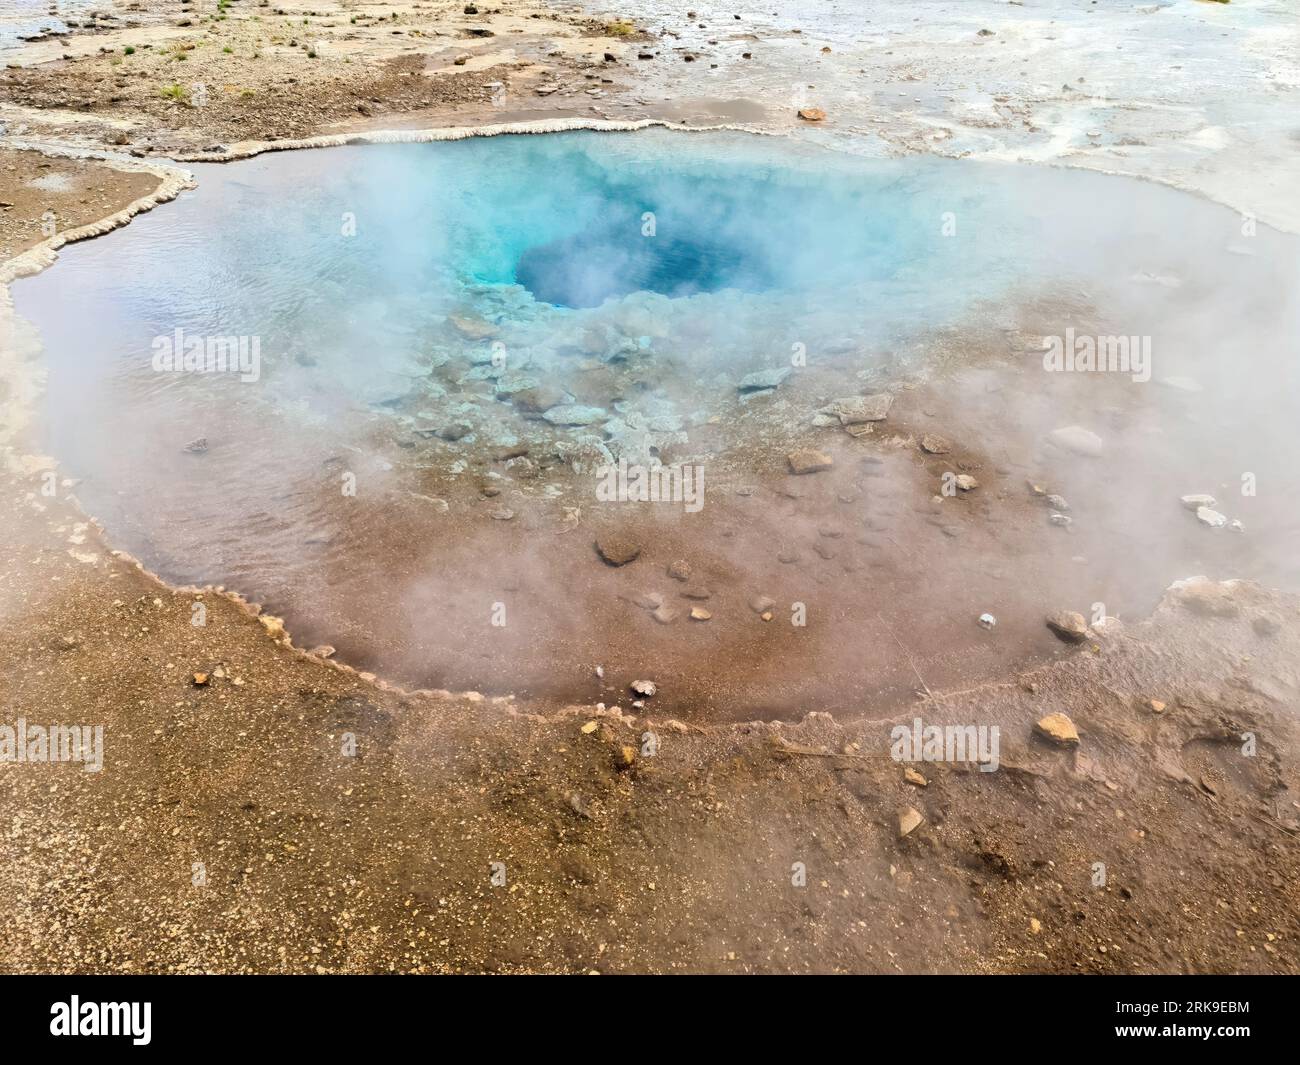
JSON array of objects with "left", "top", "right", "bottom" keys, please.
[{"left": 517, "top": 226, "right": 773, "bottom": 308}]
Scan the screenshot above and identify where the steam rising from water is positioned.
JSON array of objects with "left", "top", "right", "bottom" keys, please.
[{"left": 12, "top": 129, "right": 1300, "bottom": 714}]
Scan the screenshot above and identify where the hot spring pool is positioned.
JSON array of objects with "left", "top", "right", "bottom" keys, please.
[{"left": 13, "top": 128, "right": 1300, "bottom": 714}]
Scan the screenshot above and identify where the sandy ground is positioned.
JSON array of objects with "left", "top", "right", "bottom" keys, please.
[
  {"left": 0, "top": 145, "right": 161, "bottom": 259},
  {"left": 1, "top": 1, "right": 1299, "bottom": 973}
]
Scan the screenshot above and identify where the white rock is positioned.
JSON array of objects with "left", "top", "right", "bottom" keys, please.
[
  {"left": 1047, "top": 425, "right": 1104, "bottom": 457},
  {"left": 1196, "top": 506, "right": 1228, "bottom": 528},
  {"left": 1180, "top": 494, "right": 1216, "bottom": 510}
]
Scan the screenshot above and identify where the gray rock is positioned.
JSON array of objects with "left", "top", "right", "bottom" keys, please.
[
  {"left": 738, "top": 366, "right": 792, "bottom": 392},
  {"left": 787, "top": 449, "right": 833, "bottom": 474},
  {"left": 824, "top": 393, "right": 893, "bottom": 425},
  {"left": 544, "top": 404, "right": 607, "bottom": 427},
  {"left": 554, "top": 437, "right": 613, "bottom": 475}
]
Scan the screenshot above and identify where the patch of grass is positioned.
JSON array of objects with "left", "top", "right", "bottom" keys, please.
[
  {"left": 123, "top": 45, "right": 135, "bottom": 55},
  {"left": 223, "top": 46, "right": 233, "bottom": 53},
  {"left": 605, "top": 19, "right": 635, "bottom": 36},
  {"left": 160, "top": 83, "right": 187, "bottom": 102}
]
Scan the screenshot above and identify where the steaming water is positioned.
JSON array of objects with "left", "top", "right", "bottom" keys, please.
[{"left": 13, "top": 129, "right": 1300, "bottom": 712}]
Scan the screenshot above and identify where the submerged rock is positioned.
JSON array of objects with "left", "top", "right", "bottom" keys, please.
[
  {"left": 448, "top": 314, "right": 496, "bottom": 340},
  {"left": 596, "top": 536, "right": 642, "bottom": 566},
  {"left": 544, "top": 404, "right": 607, "bottom": 427},
  {"left": 787, "top": 449, "right": 833, "bottom": 474},
  {"left": 1047, "top": 425, "right": 1104, "bottom": 457},
  {"left": 554, "top": 436, "right": 613, "bottom": 475},
  {"left": 824, "top": 393, "right": 893, "bottom": 425},
  {"left": 738, "top": 367, "right": 792, "bottom": 392},
  {"left": 511, "top": 385, "right": 571, "bottom": 413},
  {"left": 1046, "top": 611, "right": 1089, "bottom": 643},
  {"left": 920, "top": 434, "right": 951, "bottom": 455},
  {"left": 1196, "top": 506, "right": 1228, "bottom": 528},
  {"left": 438, "top": 422, "right": 473, "bottom": 442}
]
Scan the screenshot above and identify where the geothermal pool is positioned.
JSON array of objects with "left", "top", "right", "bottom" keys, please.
[{"left": 15, "top": 129, "right": 1300, "bottom": 716}]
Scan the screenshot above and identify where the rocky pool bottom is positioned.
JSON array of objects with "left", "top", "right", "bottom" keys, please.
[{"left": 12, "top": 130, "right": 1300, "bottom": 718}]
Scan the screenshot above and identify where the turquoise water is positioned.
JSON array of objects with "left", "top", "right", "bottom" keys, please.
[{"left": 19, "top": 129, "right": 1023, "bottom": 454}]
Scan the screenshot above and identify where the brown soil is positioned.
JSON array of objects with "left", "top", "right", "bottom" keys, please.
[
  {"left": 0, "top": 147, "right": 162, "bottom": 260},
  {"left": 2, "top": 454, "right": 1298, "bottom": 973},
  {"left": 0, "top": 1, "right": 639, "bottom": 158}
]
